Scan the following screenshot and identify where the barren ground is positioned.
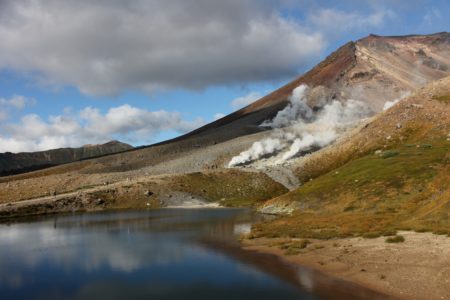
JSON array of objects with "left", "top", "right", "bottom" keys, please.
[{"left": 243, "top": 231, "right": 450, "bottom": 300}]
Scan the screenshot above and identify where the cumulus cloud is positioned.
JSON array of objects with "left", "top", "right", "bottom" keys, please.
[
  {"left": 231, "top": 92, "right": 262, "bottom": 109},
  {"left": 0, "top": 95, "right": 36, "bottom": 110},
  {"left": 0, "top": 94, "right": 36, "bottom": 123},
  {"left": 0, "top": 0, "right": 325, "bottom": 96},
  {"left": 0, "top": 105, "right": 204, "bottom": 153}
]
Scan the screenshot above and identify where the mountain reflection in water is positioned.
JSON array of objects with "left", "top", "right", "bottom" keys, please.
[{"left": 0, "top": 209, "right": 391, "bottom": 300}]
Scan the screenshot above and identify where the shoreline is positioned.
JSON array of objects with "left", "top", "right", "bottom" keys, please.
[
  {"left": 242, "top": 231, "right": 450, "bottom": 300},
  {"left": 2, "top": 204, "right": 449, "bottom": 299}
]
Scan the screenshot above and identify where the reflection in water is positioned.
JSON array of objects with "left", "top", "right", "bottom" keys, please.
[
  {"left": 0, "top": 209, "right": 391, "bottom": 300},
  {"left": 0, "top": 209, "right": 314, "bottom": 300}
]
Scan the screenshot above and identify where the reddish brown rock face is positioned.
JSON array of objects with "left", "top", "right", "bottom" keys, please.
[{"left": 185, "top": 33, "right": 450, "bottom": 144}]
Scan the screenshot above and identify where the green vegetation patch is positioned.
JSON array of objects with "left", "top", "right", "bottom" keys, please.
[
  {"left": 251, "top": 138, "right": 450, "bottom": 239},
  {"left": 169, "top": 170, "right": 288, "bottom": 207},
  {"left": 380, "top": 150, "right": 400, "bottom": 159},
  {"left": 433, "top": 94, "right": 450, "bottom": 103},
  {"left": 278, "top": 239, "right": 311, "bottom": 255},
  {"left": 385, "top": 235, "right": 405, "bottom": 243}
]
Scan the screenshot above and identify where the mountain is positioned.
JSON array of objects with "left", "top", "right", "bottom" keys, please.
[
  {"left": 184, "top": 32, "right": 450, "bottom": 140},
  {"left": 254, "top": 75, "right": 450, "bottom": 237},
  {"left": 0, "top": 32, "right": 448, "bottom": 220},
  {"left": 1, "top": 33, "right": 448, "bottom": 179},
  {"left": 0, "top": 140, "right": 133, "bottom": 176},
  {"left": 0, "top": 32, "right": 448, "bottom": 300},
  {"left": 13, "top": 32, "right": 446, "bottom": 177}
]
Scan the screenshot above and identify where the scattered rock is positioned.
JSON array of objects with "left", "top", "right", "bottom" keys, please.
[{"left": 144, "top": 190, "right": 153, "bottom": 197}]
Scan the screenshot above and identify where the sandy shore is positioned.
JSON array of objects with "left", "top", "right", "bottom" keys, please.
[
  {"left": 165, "top": 202, "right": 221, "bottom": 209},
  {"left": 242, "top": 231, "right": 450, "bottom": 300}
]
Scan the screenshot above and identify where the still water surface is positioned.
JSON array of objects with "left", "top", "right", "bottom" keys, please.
[{"left": 0, "top": 209, "right": 388, "bottom": 300}]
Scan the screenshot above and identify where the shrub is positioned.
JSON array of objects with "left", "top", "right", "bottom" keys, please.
[
  {"left": 284, "top": 248, "right": 300, "bottom": 255},
  {"left": 363, "top": 232, "right": 381, "bottom": 239},
  {"left": 291, "top": 239, "right": 311, "bottom": 249},
  {"left": 433, "top": 94, "right": 450, "bottom": 103},
  {"left": 380, "top": 150, "right": 400, "bottom": 159},
  {"left": 385, "top": 235, "right": 405, "bottom": 243}
]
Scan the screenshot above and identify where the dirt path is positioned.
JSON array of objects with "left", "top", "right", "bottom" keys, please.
[{"left": 0, "top": 180, "right": 122, "bottom": 217}]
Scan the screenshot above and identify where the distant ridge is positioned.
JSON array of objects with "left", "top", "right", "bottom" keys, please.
[{"left": 0, "top": 140, "right": 133, "bottom": 176}]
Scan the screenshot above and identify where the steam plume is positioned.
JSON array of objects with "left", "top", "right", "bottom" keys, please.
[
  {"left": 228, "top": 85, "right": 372, "bottom": 167},
  {"left": 261, "top": 85, "right": 313, "bottom": 128},
  {"left": 383, "top": 91, "right": 410, "bottom": 111}
]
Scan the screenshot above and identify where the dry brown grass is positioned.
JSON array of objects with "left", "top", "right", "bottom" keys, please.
[{"left": 253, "top": 77, "right": 450, "bottom": 239}]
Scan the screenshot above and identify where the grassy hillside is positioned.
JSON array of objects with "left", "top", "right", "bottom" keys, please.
[{"left": 252, "top": 77, "right": 450, "bottom": 239}]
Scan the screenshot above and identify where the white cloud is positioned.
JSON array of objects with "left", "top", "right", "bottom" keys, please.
[
  {"left": 0, "top": 0, "right": 325, "bottom": 96},
  {"left": 0, "top": 95, "right": 36, "bottom": 125},
  {"left": 231, "top": 92, "right": 261, "bottom": 109},
  {"left": 0, "top": 95, "right": 36, "bottom": 110},
  {"left": 0, "top": 105, "right": 205, "bottom": 153},
  {"left": 422, "top": 8, "right": 442, "bottom": 27},
  {"left": 213, "top": 113, "right": 225, "bottom": 120},
  {"left": 307, "top": 8, "right": 395, "bottom": 35},
  {"left": 0, "top": 111, "right": 8, "bottom": 122}
]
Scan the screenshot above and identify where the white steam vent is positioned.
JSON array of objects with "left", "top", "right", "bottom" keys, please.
[
  {"left": 383, "top": 91, "right": 410, "bottom": 111},
  {"left": 228, "top": 85, "right": 372, "bottom": 167}
]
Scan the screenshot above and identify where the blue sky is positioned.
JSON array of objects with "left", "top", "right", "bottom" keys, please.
[{"left": 0, "top": 0, "right": 448, "bottom": 152}]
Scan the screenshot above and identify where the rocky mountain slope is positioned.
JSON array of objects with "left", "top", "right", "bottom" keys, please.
[
  {"left": 254, "top": 76, "right": 450, "bottom": 237},
  {"left": 0, "top": 32, "right": 448, "bottom": 222},
  {"left": 0, "top": 140, "right": 133, "bottom": 176},
  {"left": 187, "top": 31, "right": 450, "bottom": 139}
]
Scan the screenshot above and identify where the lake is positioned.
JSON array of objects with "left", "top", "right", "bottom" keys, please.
[{"left": 0, "top": 209, "right": 389, "bottom": 300}]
